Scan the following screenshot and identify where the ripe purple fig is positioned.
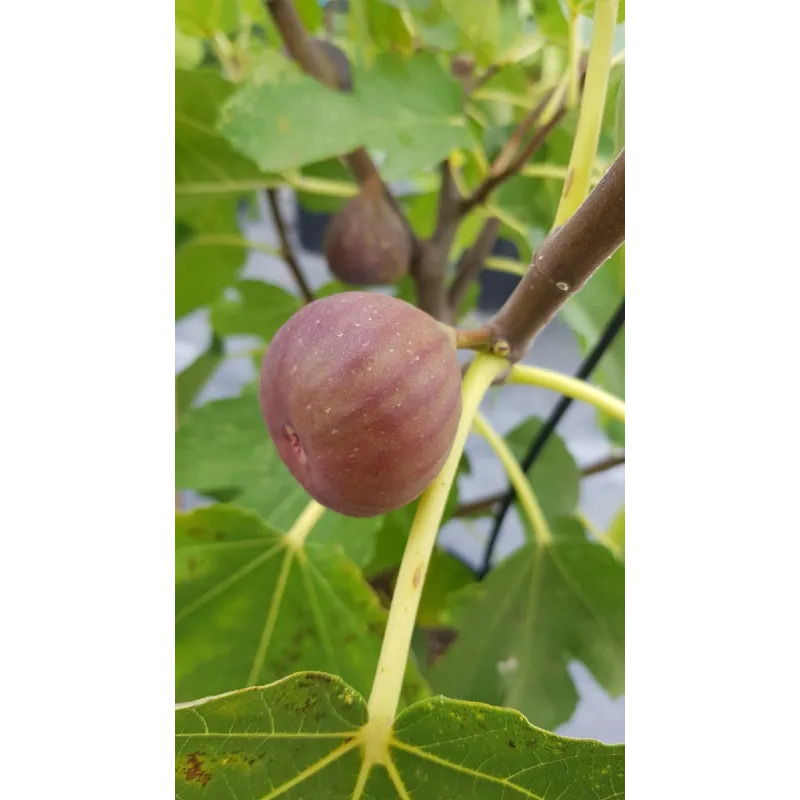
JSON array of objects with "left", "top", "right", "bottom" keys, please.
[
  {"left": 259, "top": 292, "right": 462, "bottom": 517},
  {"left": 323, "top": 177, "right": 412, "bottom": 286}
]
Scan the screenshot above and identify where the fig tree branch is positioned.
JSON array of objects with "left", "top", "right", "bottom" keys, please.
[
  {"left": 411, "top": 160, "right": 462, "bottom": 321},
  {"left": 447, "top": 216, "right": 500, "bottom": 312},
  {"left": 459, "top": 61, "right": 587, "bottom": 216},
  {"left": 487, "top": 148, "right": 625, "bottom": 361},
  {"left": 266, "top": 188, "right": 314, "bottom": 303}
]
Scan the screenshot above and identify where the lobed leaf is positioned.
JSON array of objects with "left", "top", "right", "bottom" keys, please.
[
  {"left": 176, "top": 506, "right": 425, "bottom": 705},
  {"left": 219, "top": 52, "right": 470, "bottom": 178},
  {"left": 175, "top": 672, "right": 624, "bottom": 798},
  {"left": 430, "top": 518, "right": 624, "bottom": 731}
]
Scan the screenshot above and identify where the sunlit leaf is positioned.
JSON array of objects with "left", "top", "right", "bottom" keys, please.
[
  {"left": 176, "top": 0, "right": 238, "bottom": 38},
  {"left": 442, "top": 0, "right": 500, "bottom": 66},
  {"left": 431, "top": 517, "right": 624, "bottom": 730},
  {"left": 175, "top": 672, "right": 624, "bottom": 797},
  {"left": 531, "top": 0, "right": 568, "bottom": 40},
  {"left": 171, "top": 69, "right": 265, "bottom": 191},
  {"left": 175, "top": 27, "right": 204, "bottom": 70},
  {"left": 606, "top": 506, "right": 624, "bottom": 558},
  {"left": 176, "top": 506, "right": 425, "bottom": 704},
  {"left": 220, "top": 52, "right": 470, "bottom": 177}
]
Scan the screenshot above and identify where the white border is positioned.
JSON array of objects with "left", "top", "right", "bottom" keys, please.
[
  {"left": 627, "top": 3, "right": 800, "bottom": 796},
  {"left": 2, "top": 1, "right": 173, "bottom": 796}
]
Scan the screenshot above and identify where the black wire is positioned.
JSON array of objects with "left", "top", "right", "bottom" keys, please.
[{"left": 477, "top": 300, "right": 625, "bottom": 579}]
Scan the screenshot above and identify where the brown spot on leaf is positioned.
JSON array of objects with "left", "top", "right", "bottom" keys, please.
[
  {"left": 412, "top": 564, "right": 423, "bottom": 589},
  {"left": 184, "top": 752, "right": 211, "bottom": 787}
]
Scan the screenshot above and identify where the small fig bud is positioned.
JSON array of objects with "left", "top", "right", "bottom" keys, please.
[
  {"left": 259, "top": 292, "right": 462, "bottom": 517},
  {"left": 323, "top": 178, "right": 412, "bottom": 286}
]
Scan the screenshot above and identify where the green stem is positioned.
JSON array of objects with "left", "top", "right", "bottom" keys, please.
[
  {"left": 284, "top": 500, "right": 325, "bottom": 550},
  {"left": 509, "top": 364, "right": 625, "bottom": 423},
  {"left": 472, "top": 412, "right": 551, "bottom": 546},
  {"left": 554, "top": 0, "right": 619, "bottom": 226},
  {"left": 363, "top": 354, "right": 508, "bottom": 758},
  {"left": 567, "top": 5, "right": 581, "bottom": 108}
]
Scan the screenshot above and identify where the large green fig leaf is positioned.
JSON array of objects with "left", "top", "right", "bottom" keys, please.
[
  {"left": 176, "top": 672, "right": 624, "bottom": 798},
  {"left": 175, "top": 394, "right": 382, "bottom": 568},
  {"left": 219, "top": 52, "right": 470, "bottom": 177},
  {"left": 176, "top": 69, "right": 269, "bottom": 192},
  {"left": 430, "top": 518, "right": 624, "bottom": 731},
  {"left": 176, "top": 506, "right": 424, "bottom": 705}
]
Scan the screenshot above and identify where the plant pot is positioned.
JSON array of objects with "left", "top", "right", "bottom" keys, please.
[
  {"left": 296, "top": 205, "right": 332, "bottom": 254},
  {"left": 477, "top": 237, "right": 522, "bottom": 312}
]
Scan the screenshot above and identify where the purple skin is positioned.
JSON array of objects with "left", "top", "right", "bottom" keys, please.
[
  {"left": 323, "top": 188, "right": 411, "bottom": 286},
  {"left": 259, "top": 292, "right": 462, "bottom": 517}
]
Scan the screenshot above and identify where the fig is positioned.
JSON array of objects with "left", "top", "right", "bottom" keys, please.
[
  {"left": 309, "top": 38, "right": 353, "bottom": 92},
  {"left": 259, "top": 292, "right": 462, "bottom": 517},
  {"left": 323, "top": 177, "right": 412, "bottom": 286}
]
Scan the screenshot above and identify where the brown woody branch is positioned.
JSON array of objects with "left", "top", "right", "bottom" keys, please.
[
  {"left": 266, "top": 188, "right": 314, "bottom": 303},
  {"left": 411, "top": 160, "right": 463, "bottom": 321},
  {"left": 447, "top": 217, "right": 500, "bottom": 312},
  {"left": 487, "top": 148, "right": 625, "bottom": 361}
]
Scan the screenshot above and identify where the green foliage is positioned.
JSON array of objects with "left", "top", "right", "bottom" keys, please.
[
  {"left": 430, "top": 518, "right": 624, "bottom": 730},
  {"left": 176, "top": 673, "right": 624, "bottom": 798},
  {"left": 211, "top": 280, "right": 300, "bottom": 341},
  {"left": 176, "top": 394, "right": 384, "bottom": 567},
  {"left": 174, "top": 1, "right": 626, "bottom": 794},
  {"left": 176, "top": 506, "right": 424, "bottom": 703},
  {"left": 220, "top": 52, "right": 470, "bottom": 178},
  {"left": 177, "top": 335, "right": 224, "bottom": 413}
]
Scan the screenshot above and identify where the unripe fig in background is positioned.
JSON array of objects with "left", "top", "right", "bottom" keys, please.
[
  {"left": 259, "top": 292, "right": 462, "bottom": 517},
  {"left": 323, "top": 177, "right": 412, "bottom": 286}
]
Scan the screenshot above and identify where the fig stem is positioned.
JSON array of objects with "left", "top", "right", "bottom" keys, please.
[
  {"left": 453, "top": 326, "right": 509, "bottom": 357},
  {"left": 363, "top": 353, "right": 508, "bottom": 751},
  {"left": 487, "top": 149, "right": 624, "bottom": 361},
  {"left": 284, "top": 500, "right": 325, "bottom": 551},
  {"left": 508, "top": 364, "right": 625, "bottom": 423},
  {"left": 472, "top": 412, "right": 551, "bottom": 547}
]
